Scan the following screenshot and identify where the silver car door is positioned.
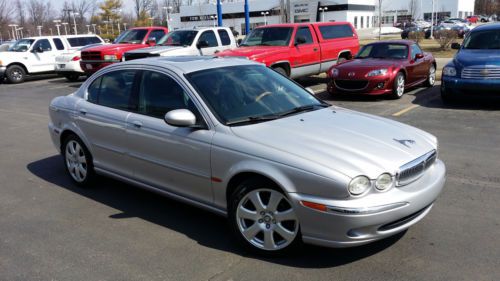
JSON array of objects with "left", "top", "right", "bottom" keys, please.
[
  {"left": 75, "top": 69, "right": 139, "bottom": 176},
  {"left": 126, "top": 70, "right": 214, "bottom": 203}
]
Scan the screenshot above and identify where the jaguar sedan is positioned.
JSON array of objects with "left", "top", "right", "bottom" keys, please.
[
  {"left": 327, "top": 40, "right": 436, "bottom": 99},
  {"left": 48, "top": 56, "right": 445, "bottom": 254}
]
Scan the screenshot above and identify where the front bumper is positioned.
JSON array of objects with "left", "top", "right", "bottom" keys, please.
[
  {"left": 288, "top": 159, "right": 446, "bottom": 248},
  {"left": 0, "top": 66, "right": 6, "bottom": 78},
  {"left": 442, "top": 76, "right": 500, "bottom": 96},
  {"left": 80, "top": 61, "right": 115, "bottom": 74},
  {"left": 55, "top": 61, "right": 84, "bottom": 74},
  {"left": 327, "top": 77, "right": 394, "bottom": 96}
]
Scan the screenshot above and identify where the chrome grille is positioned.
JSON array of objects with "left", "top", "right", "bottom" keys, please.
[
  {"left": 397, "top": 150, "right": 437, "bottom": 186},
  {"left": 81, "top": 51, "right": 101, "bottom": 61},
  {"left": 462, "top": 66, "right": 500, "bottom": 79}
]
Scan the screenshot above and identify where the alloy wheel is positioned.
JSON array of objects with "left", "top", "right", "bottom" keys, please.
[
  {"left": 428, "top": 66, "right": 436, "bottom": 85},
  {"left": 396, "top": 75, "right": 405, "bottom": 97},
  {"left": 65, "top": 140, "right": 88, "bottom": 183}
]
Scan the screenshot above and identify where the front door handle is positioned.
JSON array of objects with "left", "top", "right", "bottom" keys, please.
[
  {"left": 313, "top": 48, "right": 318, "bottom": 52},
  {"left": 131, "top": 120, "right": 143, "bottom": 128},
  {"left": 79, "top": 109, "right": 87, "bottom": 115}
]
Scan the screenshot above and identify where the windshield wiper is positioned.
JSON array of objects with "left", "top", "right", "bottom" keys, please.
[
  {"left": 226, "top": 114, "right": 280, "bottom": 126},
  {"left": 278, "top": 104, "right": 329, "bottom": 118}
]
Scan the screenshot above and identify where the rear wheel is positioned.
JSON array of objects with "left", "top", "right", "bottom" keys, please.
[
  {"left": 424, "top": 65, "right": 436, "bottom": 87},
  {"left": 6, "top": 65, "right": 26, "bottom": 84},
  {"left": 62, "top": 134, "right": 96, "bottom": 187},
  {"left": 64, "top": 73, "right": 80, "bottom": 82},
  {"left": 229, "top": 178, "right": 301, "bottom": 255},
  {"left": 390, "top": 72, "right": 405, "bottom": 99}
]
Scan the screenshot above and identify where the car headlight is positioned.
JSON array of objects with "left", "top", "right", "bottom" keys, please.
[
  {"left": 348, "top": 176, "right": 371, "bottom": 196},
  {"left": 331, "top": 68, "right": 339, "bottom": 77},
  {"left": 443, "top": 66, "right": 457, "bottom": 76},
  {"left": 375, "top": 173, "right": 393, "bottom": 191},
  {"left": 367, "top": 68, "right": 388, "bottom": 77},
  {"left": 103, "top": 55, "right": 118, "bottom": 61}
]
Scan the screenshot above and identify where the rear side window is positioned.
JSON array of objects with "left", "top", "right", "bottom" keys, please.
[
  {"left": 319, "top": 24, "right": 354, "bottom": 39},
  {"left": 148, "top": 30, "right": 166, "bottom": 42},
  {"left": 52, "top": 38, "right": 65, "bottom": 50},
  {"left": 33, "top": 39, "right": 52, "bottom": 51},
  {"left": 217, "top": 29, "right": 231, "bottom": 46},
  {"left": 67, "top": 36, "right": 103, "bottom": 47},
  {"left": 296, "top": 27, "right": 314, "bottom": 44},
  {"left": 198, "top": 31, "right": 218, "bottom": 47},
  {"left": 87, "top": 70, "right": 139, "bottom": 111}
]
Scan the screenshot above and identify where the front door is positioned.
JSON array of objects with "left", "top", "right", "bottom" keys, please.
[
  {"left": 408, "top": 44, "right": 428, "bottom": 83},
  {"left": 29, "top": 39, "right": 58, "bottom": 72},
  {"left": 290, "top": 26, "right": 321, "bottom": 77},
  {"left": 126, "top": 70, "right": 214, "bottom": 203}
]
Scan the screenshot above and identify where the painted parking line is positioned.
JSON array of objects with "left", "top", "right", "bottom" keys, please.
[{"left": 392, "top": 104, "right": 420, "bottom": 117}]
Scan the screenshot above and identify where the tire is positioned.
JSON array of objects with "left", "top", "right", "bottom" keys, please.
[
  {"left": 337, "top": 57, "right": 347, "bottom": 64},
  {"left": 424, "top": 65, "right": 436, "bottom": 87},
  {"left": 62, "top": 134, "right": 96, "bottom": 187},
  {"left": 272, "top": 66, "right": 288, "bottom": 77},
  {"left": 64, "top": 73, "right": 80, "bottom": 82},
  {"left": 390, "top": 72, "right": 406, "bottom": 99},
  {"left": 228, "top": 178, "right": 301, "bottom": 255},
  {"left": 6, "top": 65, "right": 26, "bottom": 84}
]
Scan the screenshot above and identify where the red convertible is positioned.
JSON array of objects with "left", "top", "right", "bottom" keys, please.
[{"left": 327, "top": 40, "right": 436, "bottom": 99}]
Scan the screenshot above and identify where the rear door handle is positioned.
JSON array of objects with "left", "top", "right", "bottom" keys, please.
[
  {"left": 131, "top": 120, "right": 143, "bottom": 128},
  {"left": 79, "top": 109, "right": 87, "bottom": 115}
]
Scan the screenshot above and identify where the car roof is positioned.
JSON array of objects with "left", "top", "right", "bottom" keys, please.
[
  {"left": 117, "top": 56, "right": 259, "bottom": 74},
  {"left": 471, "top": 22, "right": 500, "bottom": 32},
  {"left": 25, "top": 35, "right": 101, "bottom": 40},
  {"left": 259, "top": 22, "right": 351, "bottom": 28}
]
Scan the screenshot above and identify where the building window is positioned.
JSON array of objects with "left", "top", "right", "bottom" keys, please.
[
  {"left": 354, "top": 16, "right": 358, "bottom": 29},
  {"left": 361, "top": 16, "right": 364, "bottom": 28},
  {"left": 366, "top": 16, "right": 370, "bottom": 28}
]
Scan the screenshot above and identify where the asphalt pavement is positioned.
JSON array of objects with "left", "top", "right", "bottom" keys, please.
[{"left": 0, "top": 76, "right": 499, "bottom": 280}]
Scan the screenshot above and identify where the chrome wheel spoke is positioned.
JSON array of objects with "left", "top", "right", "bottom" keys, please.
[
  {"left": 238, "top": 206, "right": 258, "bottom": 221},
  {"left": 77, "top": 155, "right": 86, "bottom": 164},
  {"left": 275, "top": 209, "right": 296, "bottom": 222},
  {"left": 241, "top": 222, "right": 260, "bottom": 241},
  {"left": 78, "top": 165, "right": 87, "bottom": 178},
  {"left": 263, "top": 230, "right": 276, "bottom": 249},
  {"left": 274, "top": 223, "right": 295, "bottom": 242},
  {"left": 248, "top": 191, "right": 265, "bottom": 212},
  {"left": 267, "top": 191, "right": 282, "bottom": 212}
]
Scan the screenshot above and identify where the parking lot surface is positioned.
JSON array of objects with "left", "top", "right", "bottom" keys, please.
[{"left": 0, "top": 76, "right": 499, "bottom": 280}]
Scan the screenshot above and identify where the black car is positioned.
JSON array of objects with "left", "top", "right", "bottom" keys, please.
[{"left": 401, "top": 26, "right": 426, "bottom": 39}]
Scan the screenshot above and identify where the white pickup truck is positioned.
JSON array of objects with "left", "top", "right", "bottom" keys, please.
[
  {"left": 123, "top": 27, "right": 237, "bottom": 61},
  {"left": 0, "top": 35, "right": 103, "bottom": 83}
]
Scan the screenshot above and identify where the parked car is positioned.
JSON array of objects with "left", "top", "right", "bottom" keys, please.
[
  {"left": 48, "top": 56, "right": 445, "bottom": 254},
  {"left": 124, "top": 27, "right": 237, "bottom": 61},
  {"left": 447, "top": 18, "right": 470, "bottom": 26},
  {"left": 467, "top": 15, "right": 479, "bottom": 24},
  {"left": 401, "top": 26, "right": 426, "bottom": 39},
  {"left": 0, "top": 40, "right": 16, "bottom": 52},
  {"left": 0, "top": 35, "right": 104, "bottom": 83},
  {"left": 441, "top": 23, "right": 500, "bottom": 101},
  {"left": 216, "top": 22, "right": 359, "bottom": 78},
  {"left": 426, "top": 24, "right": 470, "bottom": 39},
  {"left": 55, "top": 42, "right": 106, "bottom": 82},
  {"left": 327, "top": 40, "right": 436, "bottom": 99},
  {"left": 80, "top": 26, "right": 168, "bottom": 75}
]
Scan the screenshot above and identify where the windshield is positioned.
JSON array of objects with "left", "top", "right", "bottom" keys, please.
[
  {"left": 8, "top": 39, "right": 35, "bottom": 52},
  {"left": 114, "top": 29, "right": 148, "bottom": 44},
  {"left": 356, "top": 43, "right": 409, "bottom": 59},
  {"left": 186, "top": 65, "right": 326, "bottom": 125},
  {"left": 240, "top": 27, "right": 293, "bottom": 47},
  {"left": 463, "top": 30, "right": 500, "bottom": 49},
  {"left": 158, "top": 30, "right": 198, "bottom": 46}
]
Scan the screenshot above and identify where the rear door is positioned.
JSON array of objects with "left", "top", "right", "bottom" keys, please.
[
  {"left": 290, "top": 26, "right": 321, "bottom": 77},
  {"left": 314, "top": 23, "right": 358, "bottom": 72},
  {"left": 216, "top": 28, "right": 235, "bottom": 51}
]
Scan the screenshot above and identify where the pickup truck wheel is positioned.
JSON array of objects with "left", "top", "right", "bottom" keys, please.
[
  {"left": 6, "top": 65, "right": 26, "bottom": 84},
  {"left": 64, "top": 74, "right": 80, "bottom": 82},
  {"left": 272, "top": 66, "right": 288, "bottom": 77}
]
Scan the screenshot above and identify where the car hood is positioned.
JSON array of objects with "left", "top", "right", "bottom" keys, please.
[
  {"left": 126, "top": 45, "right": 186, "bottom": 54},
  {"left": 454, "top": 49, "right": 500, "bottom": 68},
  {"left": 83, "top": 43, "right": 147, "bottom": 54},
  {"left": 230, "top": 107, "right": 437, "bottom": 179},
  {"left": 217, "top": 46, "right": 287, "bottom": 59}
]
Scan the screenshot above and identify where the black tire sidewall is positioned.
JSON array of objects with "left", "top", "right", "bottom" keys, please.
[
  {"left": 6, "top": 65, "right": 25, "bottom": 84},
  {"left": 65, "top": 74, "right": 80, "bottom": 82},
  {"left": 62, "top": 134, "right": 95, "bottom": 187}
]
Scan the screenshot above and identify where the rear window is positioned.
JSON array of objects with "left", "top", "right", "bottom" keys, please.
[
  {"left": 67, "top": 36, "right": 103, "bottom": 47},
  {"left": 318, "top": 24, "right": 354, "bottom": 39},
  {"left": 52, "top": 38, "right": 65, "bottom": 50},
  {"left": 217, "top": 29, "right": 231, "bottom": 46}
]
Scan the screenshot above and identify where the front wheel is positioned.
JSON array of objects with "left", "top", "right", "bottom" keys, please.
[
  {"left": 424, "top": 65, "right": 436, "bottom": 87},
  {"left": 6, "top": 65, "right": 26, "bottom": 84},
  {"left": 390, "top": 72, "right": 406, "bottom": 99},
  {"left": 229, "top": 178, "right": 301, "bottom": 255}
]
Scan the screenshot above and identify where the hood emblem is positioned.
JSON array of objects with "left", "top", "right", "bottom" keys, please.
[
  {"left": 481, "top": 69, "right": 489, "bottom": 76},
  {"left": 393, "top": 138, "right": 416, "bottom": 148},
  {"left": 348, "top": 72, "right": 356, "bottom": 77}
]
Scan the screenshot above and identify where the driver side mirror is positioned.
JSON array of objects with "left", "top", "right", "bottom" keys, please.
[
  {"left": 451, "top": 43, "right": 461, "bottom": 50},
  {"left": 196, "top": 40, "right": 210, "bottom": 49},
  {"left": 415, "top": 53, "right": 424, "bottom": 59},
  {"left": 295, "top": 36, "right": 307, "bottom": 46},
  {"left": 237, "top": 38, "right": 243, "bottom": 46},
  {"left": 147, "top": 37, "right": 156, "bottom": 45},
  {"left": 164, "top": 109, "right": 197, "bottom": 127},
  {"left": 32, "top": 46, "right": 44, "bottom": 53}
]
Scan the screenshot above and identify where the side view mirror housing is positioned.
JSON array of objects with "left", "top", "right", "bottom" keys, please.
[
  {"left": 32, "top": 46, "right": 44, "bottom": 53},
  {"left": 415, "top": 53, "right": 424, "bottom": 59},
  {"left": 196, "top": 40, "right": 210, "bottom": 49},
  {"left": 451, "top": 42, "right": 461, "bottom": 50},
  {"left": 164, "top": 109, "right": 197, "bottom": 127},
  {"left": 237, "top": 38, "right": 243, "bottom": 46},
  {"left": 294, "top": 36, "right": 307, "bottom": 46},
  {"left": 147, "top": 37, "right": 156, "bottom": 45}
]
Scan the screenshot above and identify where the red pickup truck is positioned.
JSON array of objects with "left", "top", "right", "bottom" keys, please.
[
  {"left": 80, "top": 26, "right": 168, "bottom": 75},
  {"left": 217, "top": 22, "right": 359, "bottom": 78}
]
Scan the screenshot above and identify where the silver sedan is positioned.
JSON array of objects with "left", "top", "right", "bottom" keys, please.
[{"left": 48, "top": 56, "right": 445, "bottom": 254}]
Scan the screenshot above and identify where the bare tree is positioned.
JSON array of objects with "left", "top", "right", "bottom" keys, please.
[
  {"left": 15, "top": 0, "right": 26, "bottom": 26},
  {"left": 0, "top": 0, "right": 14, "bottom": 39},
  {"left": 134, "top": 0, "right": 155, "bottom": 18}
]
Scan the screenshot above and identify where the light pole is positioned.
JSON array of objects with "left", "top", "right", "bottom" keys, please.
[
  {"left": 318, "top": 7, "right": 328, "bottom": 22},
  {"left": 261, "top": 11, "right": 269, "bottom": 25},
  {"left": 62, "top": 22, "right": 68, "bottom": 35},
  {"left": 117, "top": 20, "right": 121, "bottom": 34},
  {"left": 49, "top": 28, "right": 53, "bottom": 36},
  {"left": 103, "top": 21, "right": 109, "bottom": 34},
  {"left": 210, "top": 15, "right": 217, "bottom": 27},
  {"left": 123, "top": 22, "right": 128, "bottom": 30},
  {"left": 378, "top": 0, "right": 382, "bottom": 40},
  {"left": 86, "top": 25, "right": 90, "bottom": 33},
  {"left": 430, "top": 0, "right": 435, "bottom": 39},
  {"left": 71, "top": 12, "right": 79, "bottom": 35},
  {"left": 37, "top": 26, "right": 42, "bottom": 36},
  {"left": 163, "top": 6, "right": 173, "bottom": 28},
  {"left": 8, "top": 24, "right": 18, "bottom": 40},
  {"left": 92, "top": 24, "right": 96, "bottom": 34},
  {"left": 17, "top": 27, "right": 24, "bottom": 38},
  {"left": 53, "top": 19, "right": 61, "bottom": 35}
]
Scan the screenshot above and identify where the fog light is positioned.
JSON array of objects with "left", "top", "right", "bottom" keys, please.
[{"left": 377, "top": 82, "right": 385, "bottom": 89}]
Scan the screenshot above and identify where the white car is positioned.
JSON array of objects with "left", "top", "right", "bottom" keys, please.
[
  {"left": 123, "top": 27, "right": 237, "bottom": 61},
  {"left": 0, "top": 35, "right": 103, "bottom": 83},
  {"left": 55, "top": 43, "right": 106, "bottom": 82}
]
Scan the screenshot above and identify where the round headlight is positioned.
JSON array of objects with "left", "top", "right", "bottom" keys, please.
[
  {"left": 331, "top": 68, "right": 339, "bottom": 77},
  {"left": 348, "top": 176, "right": 371, "bottom": 196},
  {"left": 375, "top": 173, "right": 393, "bottom": 191},
  {"left": 443, "top": 66, "right": 457, "bottom": 76}
]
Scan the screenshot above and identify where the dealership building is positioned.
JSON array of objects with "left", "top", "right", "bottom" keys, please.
[{"left": 168, "top": 0, "right": 474, "bottom": 34}]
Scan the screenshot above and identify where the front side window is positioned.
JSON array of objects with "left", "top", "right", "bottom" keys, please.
[
  {"left": 295, "top": 27, "right": 314, "bottom": 44},
  {"left": 198, "top": 31, "right": 218, "bottom": 47},
  {"left": 463, "top": 30, "right": 500, "bottom": 49},
  {"left": 240, "top": 27, "right": 294, "bottom": 47},
  {"left": 217, "top": 29, "right": 231, "bottom": 46},
  {"left": 138, "top": 71, "right": 199, "bottom": 120},
  {"left": 114, "top": 29, "right": 149, "bottom": 44},
  {"left": 8, "top": 39, "right": 35, "bottom": 52},
  {"left": 158, "top": 30, "right": 198, "bottom": 46},
  {"left": 356, "top": 43, "right": 408, "bottom": 59},
  {"left": 88, "top": 70, "right": 138, "bottom": 111},
  {"left": 186, "top": 65, "right": 324, "bottom": 125},
  {"left": 33, "top": 39, "right": 52, "bottom": 51},
  {"left": 411, "top": 44, "right": 423, "bottom": 59},
  {"left": 52, "top": 38, "right": 65, "bottom": 50}
]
